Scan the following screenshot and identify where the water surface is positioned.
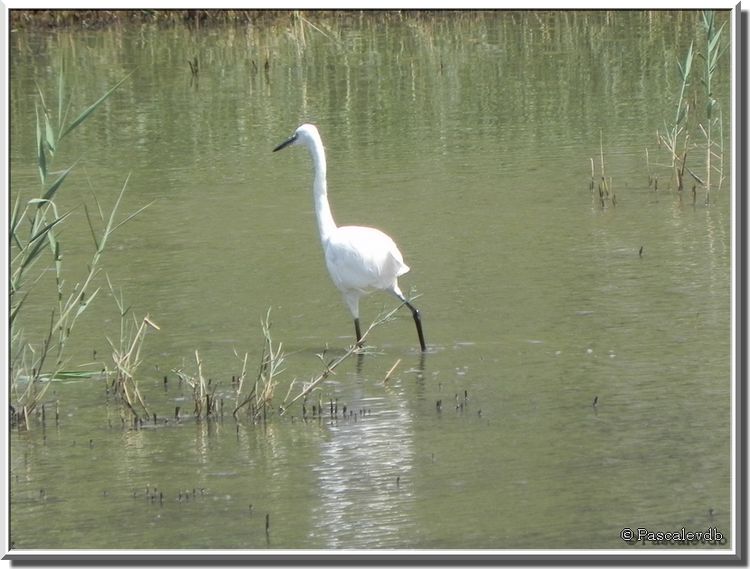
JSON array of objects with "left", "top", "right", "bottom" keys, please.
[{"left": 9, "top": 11, "right": 732, "bottom": 551}]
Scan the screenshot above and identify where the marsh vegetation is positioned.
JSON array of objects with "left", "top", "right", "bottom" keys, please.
[{"left": 9, "top": 10, "right": 732, "bottom": 550}]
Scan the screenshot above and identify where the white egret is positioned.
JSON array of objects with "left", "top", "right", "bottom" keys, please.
[{"left": 273, "top": 124, "right": 426, "bottom": 351}]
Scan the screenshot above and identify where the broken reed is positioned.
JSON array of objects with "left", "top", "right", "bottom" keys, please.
[
  {"left": 234, "top": 308, "right": 284, "bottom": 422},
  {"left": 279, "top": 297, "right": 418, "bottom": 415},
  {"left": 164, "top": 301, "right": 407, "bottom": 425},
  {"left": 9, "top": 399, "right": 61, "bottom": 431},
  {"left": 172, "top": 350, "right": 222, "bottom": 419},
  {"left": 106, "top": 278, "right": 159, "bottom": 422},
  {"left": 169, "top": 299, "right": 407, "bottom": 424},
  {"left": 589, "top": 130, "right": 615, "bottom": 209}
]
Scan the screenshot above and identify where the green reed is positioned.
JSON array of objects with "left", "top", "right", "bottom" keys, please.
[
  {"left": 699, "top": 10, "right": 728, "bottom": 202},
  {"left": 10, "top": 62, "right": 146, "bottom": 429},
  {"left": 658, "top": 40, "right": 693, "bottom": 192},
  {"left": 655, "top": 10, "right": 727, "bottom": 203}
]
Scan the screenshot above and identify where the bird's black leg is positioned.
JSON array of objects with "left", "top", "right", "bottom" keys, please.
[
  {"left": 403, "top": 301, "right": 426, "bottom": 352},
  {"left": 354, "top": 318, "right": 363, "bottom": 345}
]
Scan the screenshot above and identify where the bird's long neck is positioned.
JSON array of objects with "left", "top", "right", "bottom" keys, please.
[{"left": 308, "top": 135, "right": 337, "bottom": 245}]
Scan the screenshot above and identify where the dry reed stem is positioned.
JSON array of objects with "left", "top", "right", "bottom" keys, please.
[
  {"left": 109, "top": 314, "right": 158, "bottom": 420},
  {"left": 233, "top": 349, "right": 249, "bottom": 404},
  {"left": 383, "top": 359, "right": 402, "bottom": 384},
  {"left": 280, "top": 298, "right": 418, "bottom": 416},
  {"left": 233, "top": 308, "right": 283, "bottom": 421}
]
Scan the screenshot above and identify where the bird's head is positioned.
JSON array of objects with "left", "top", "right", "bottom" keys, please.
[{"left": 273, "top": 123, "right": 320, "bottom": 152}]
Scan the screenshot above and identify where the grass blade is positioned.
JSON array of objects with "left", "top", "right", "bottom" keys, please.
[
  {"left": 28, "top": 211, "right": 72, "bottom": 247},
  {"left": 98, "top": 173, "right": 131, "bottom": 253},
  {"left": 35, "top": 103, "right": 47, "bottom": 185},
  {"left": 83, "top": 203, "right": 101, "bottom": 251},
  {"left": 39, "top": 162, "right": 76, "bottom": 205},
  {"left": 44, "top": 112, "right": 56, "bottom": 155},
  {"left": 10, "top": 292, "right": 29, "bottom": 326},
  {"left": 109, "top": 200, "right": 155, "bottom": 235},
  {"left": 10, "top": 194, "right": 24, "bottom": 248},
  {"left": 47, "top": 223, "right": 61, "bottom": 262},
  {"left": 21, "top": 234, "right": 50, "bottom": 270},
  {"left": 59, "top": 70, "right": 135, "bottom": 141},
  {"left": 75, "top": 287, "right": 100, "bottom": 318},
  {"left": 680, "top": 41, "right": 693, "bottom": 82},
  {"left": 57, "top": 56, "right": 65, "bottom": 133}
]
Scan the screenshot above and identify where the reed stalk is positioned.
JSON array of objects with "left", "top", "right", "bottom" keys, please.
[
  {"left": 658, "top": 41, "right": 692, "bottom": 191},
  {"left": 233, "top": 308, "right": 285, "bottom": 421},
  {"left": 107, "top": 279, "right": 159, "bottom": 421},
  {"left": 652, "top": 10, "right": 726, "bottom": 203},
  {"left": 172, "top": 350, "right": 221, "bottom": 419},
  {"left": 699, "top": 10, "right": 727, "bottom": 202},
  {"left": 279, "top": 297, "right": 419, "bottom": 416},
  {"left": 9, "top": 63, "right": 145, "bottom": 429},
  {"left": 590, "top": 130, "right": 613, "bottom": 209}
]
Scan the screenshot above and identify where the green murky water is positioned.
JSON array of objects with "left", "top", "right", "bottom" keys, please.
[{"left": 9, "top": 11, "right": 733, "bottom": 551}]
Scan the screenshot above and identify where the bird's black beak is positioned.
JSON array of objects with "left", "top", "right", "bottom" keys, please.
[{"left": 273, "top": 133, "right": 297, "bottom": 152}]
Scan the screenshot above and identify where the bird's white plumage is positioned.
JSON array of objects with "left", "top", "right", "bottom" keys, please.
[
  {"left": 273, "top": 123, "right": 425, "bottom": 350},
  {"left": 325, "top": 225, "right": 409, "bottom": 293}
]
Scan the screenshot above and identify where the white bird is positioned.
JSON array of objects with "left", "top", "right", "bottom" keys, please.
[{"left": 273, "top": 124, "right": 426, "bottom": 351}]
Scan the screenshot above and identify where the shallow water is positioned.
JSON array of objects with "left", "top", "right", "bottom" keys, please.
[{"left": 9, "top": 11, "right": 732, "bottom": 551}]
